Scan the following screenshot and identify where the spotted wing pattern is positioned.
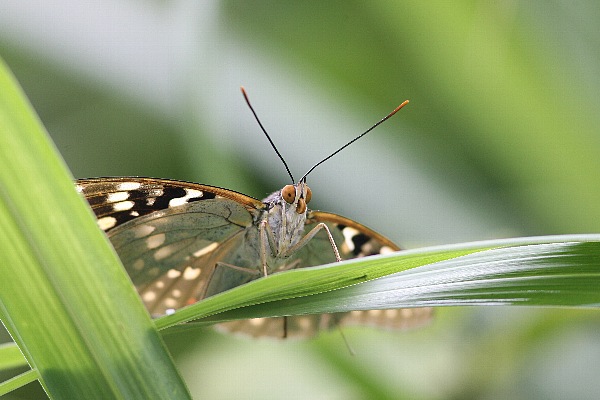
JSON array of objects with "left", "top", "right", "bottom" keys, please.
[{"left": 77, "top": 177, "right": 432, "bottom": 337}]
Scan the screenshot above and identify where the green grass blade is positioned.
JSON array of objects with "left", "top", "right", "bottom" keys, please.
[
  {"left": 253, "top": 241, "right": 600, "bottom": 318},
  {"left": 0, "top": 58, "right": 191, "bottom": 399},
  {"left": 156, "top": 235, "right": 600, "bottom": 328},
  {"left": 0, "top": 343, "right": 27, "bottom": 370},
  {"left": 155, "top": 243, "right": 478, "bottom": 329},
  {"left": 0, "top": 369, "right": 40, "bottom": 397}
]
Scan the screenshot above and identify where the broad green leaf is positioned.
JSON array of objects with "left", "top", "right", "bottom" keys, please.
[{"left": 0, "top": 58, "right": 191, "bottom": 399}]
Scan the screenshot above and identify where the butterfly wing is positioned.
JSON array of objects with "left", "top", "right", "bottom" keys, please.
[
  {"left": 78, "top": 178, "right": 432, "bottom": 337},
  {"left": 77, "top": 178, "right": 269, "bottom": 315},
  {"left": 307, "top": 212, "right": 433, "bottom": 331},
  {"left": 217, "top": 211, "right": 433, "bottom": 337}
]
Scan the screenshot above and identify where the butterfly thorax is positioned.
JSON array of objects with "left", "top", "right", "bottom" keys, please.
[{"left": 262, "top": 182, "right": 312, "bottom": 257}]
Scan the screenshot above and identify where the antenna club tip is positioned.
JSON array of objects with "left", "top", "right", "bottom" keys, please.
[
  {"left": 387, "top": 99, "right": 410, "bottom": 118},
  {"left": 240, "top": 86, "right": 251, "bottom": 104}
]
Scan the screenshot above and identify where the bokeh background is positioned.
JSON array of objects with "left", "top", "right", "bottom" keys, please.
[{"left": 2, "top": 1, "right": 600, "bottom": 399}]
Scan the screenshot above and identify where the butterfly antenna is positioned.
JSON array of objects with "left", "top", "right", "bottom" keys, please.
[
  {"left": 241, "top": 86, "right": 295, "bottom": 183},
  {"left": 299, "top": 100, "right": 409, "bottom": 182}
]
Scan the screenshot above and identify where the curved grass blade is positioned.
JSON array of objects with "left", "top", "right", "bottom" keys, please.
[
  {"left": 0, "top": 57, "right": 191, "bottom": 399},
  {"left": 0, "top": 369, "right": 40, "bottom": 397},
  {"left": 0, "top": 342, "right": 27, "bottom": 370},
  {"left": 155, "top": 235, "right": 600, "bottom": 328}
]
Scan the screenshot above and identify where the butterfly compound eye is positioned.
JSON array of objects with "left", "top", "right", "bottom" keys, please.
[
  {"left": 282, "top": 185, "right": 296, "bottom": 204},
  {"left": 304, "top": 186, "right": 312, "bottom": 204},
  {"left": 296, "top": 198, "right": 307, "bottom": 214}
]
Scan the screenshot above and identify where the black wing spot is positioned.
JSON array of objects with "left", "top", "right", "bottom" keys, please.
[
  {"left": 112, "top": 210, "right": 141, "bottom": 228},
  {"left": 351, "top": 233, "right": 370, "bottom": 256},
  {"left": 153, "top": 187, "right": 187, "bottom": 209},
  {"left": 191, "top": 191, "right": 215, "bottom": 201},
  {"left": 88, "top": 185, "right": 219, "bottom": 232}
]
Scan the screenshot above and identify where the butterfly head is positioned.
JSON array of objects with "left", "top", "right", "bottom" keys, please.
[
  {"left": 262, "top": 181, "right": 312, "bottom": 256},
  {"left": 262, "top": 180, "right": 312, "bottom": 217},
  {"left": 280, "top": 181, "right": 312, "bottom": 215}
]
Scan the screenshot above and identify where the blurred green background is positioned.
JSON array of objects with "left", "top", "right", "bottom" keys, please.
[{"left": 2, "top": 1, "right": 600, "bottom": 399}]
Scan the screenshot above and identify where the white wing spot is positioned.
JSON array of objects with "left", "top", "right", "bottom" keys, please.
[
  {"left": 97, "top": 216, "right": 117, "bottom": 231},
  {"left": 168, "top": 188, "right": 204, "bottom": 208},
  {"left": 76, "top": 185, "right": 84, "bottom": 193},
  {"left": 154, "top": 245, "right": 176, "bottom": 261},
  {"left": 107, "top": 191, "right": 130, "bottom": 202},
  {"left": 117, "top": 182, "right": 141, "bottom": 191},
  {"left": 155, "top": 280, "right": 165, "bottom": 289},
  {"left": 342, "top": 227, "right": 360, "bottom": 252},
  {"left": 165, "top": 309, "right": 176, "bottom": 315},
  {"left": 183, "top": 266, "right": 201, "bottom": 280},
  {"left": 113, "top": 200, "right": 135, "bottom": 212},
  {"left": 249, "top": 318, "right": 266, "bottom": 326},
  {"left": 296, "top": 316, "right": 312, "bottom": 330},
  {"left": 146, "top": 197, "right": 156, "bottom": 206},
  {"left": 380, "top": 246, "right": 394, "bottom": 255},
  {"left": 133, "top": 224, "right": 155, "bottom": 238},
  {"left": 148, "top": 188, "right": 164, "bottom": 197},
  {"left": 132, "top": 258, "right": 144, "bottom": 271},
  {"left": 193, "top": 242, "right": 219, "bottom": 258},
  {"left": 129, "top": 210, "right": 139, "bottom": 217},
  {"left": 142, "top": 291, "right": 156, "bottom": 302},
  {"left": 167, "top": 269, "right": 182, "bottom": 279},
  {"left": 146, "top": 233, "right": 166, "bottom": 249},
  {"left": 164, "top": 298, "right": 178, "bottom": 308},
  {"left": 172, "top": 289, "right": 182, "bottom": 298},
  {"left": 368, "top": 309, "right": 383, "bottom": 317}
]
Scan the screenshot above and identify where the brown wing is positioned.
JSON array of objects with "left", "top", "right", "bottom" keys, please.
[
  {"left": 79, "top": 178, "right": 431, "bottom": 337},
  {"left": 77, "top": 178, "right": 267, "bottom": 315}
]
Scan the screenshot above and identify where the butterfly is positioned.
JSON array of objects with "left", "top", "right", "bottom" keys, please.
[{"left": 77, "top": 89, "right": 432, "bottom": 338}]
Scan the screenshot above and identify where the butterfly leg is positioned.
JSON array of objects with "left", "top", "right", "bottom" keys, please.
[
  {"left": 257, "top": 220, "right": 341, "bottom": 275},
  {"left": 258, "top": 219, "right": 280, "bottom": 276},
  {"left": 213, "top": 262, "right": 263, "bottom": 276},
  {"left": 274, "top": 258, "right": 302, "bottom": 273},
  {"left": 279, "top": 223, "right": 342, "bottom": 339},
  {"left": 201, "top": 261, "right": 262, "bottom": 299},
  {"left": 257, "top": 219, "right": 328, "bottom": 275},
  {"left": 283, "top": 222, "right": 341, "bottom": 262}
]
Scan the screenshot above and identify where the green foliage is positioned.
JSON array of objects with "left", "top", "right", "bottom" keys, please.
[
  {"left": 2, "top": 54, "right": 600, "bottom": 397},
  {"left": 0, "top": 57, "right": 191, "bottom": 399},
  {"left": 2, "top": 2, "right": 600, "bottom": 399}
]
